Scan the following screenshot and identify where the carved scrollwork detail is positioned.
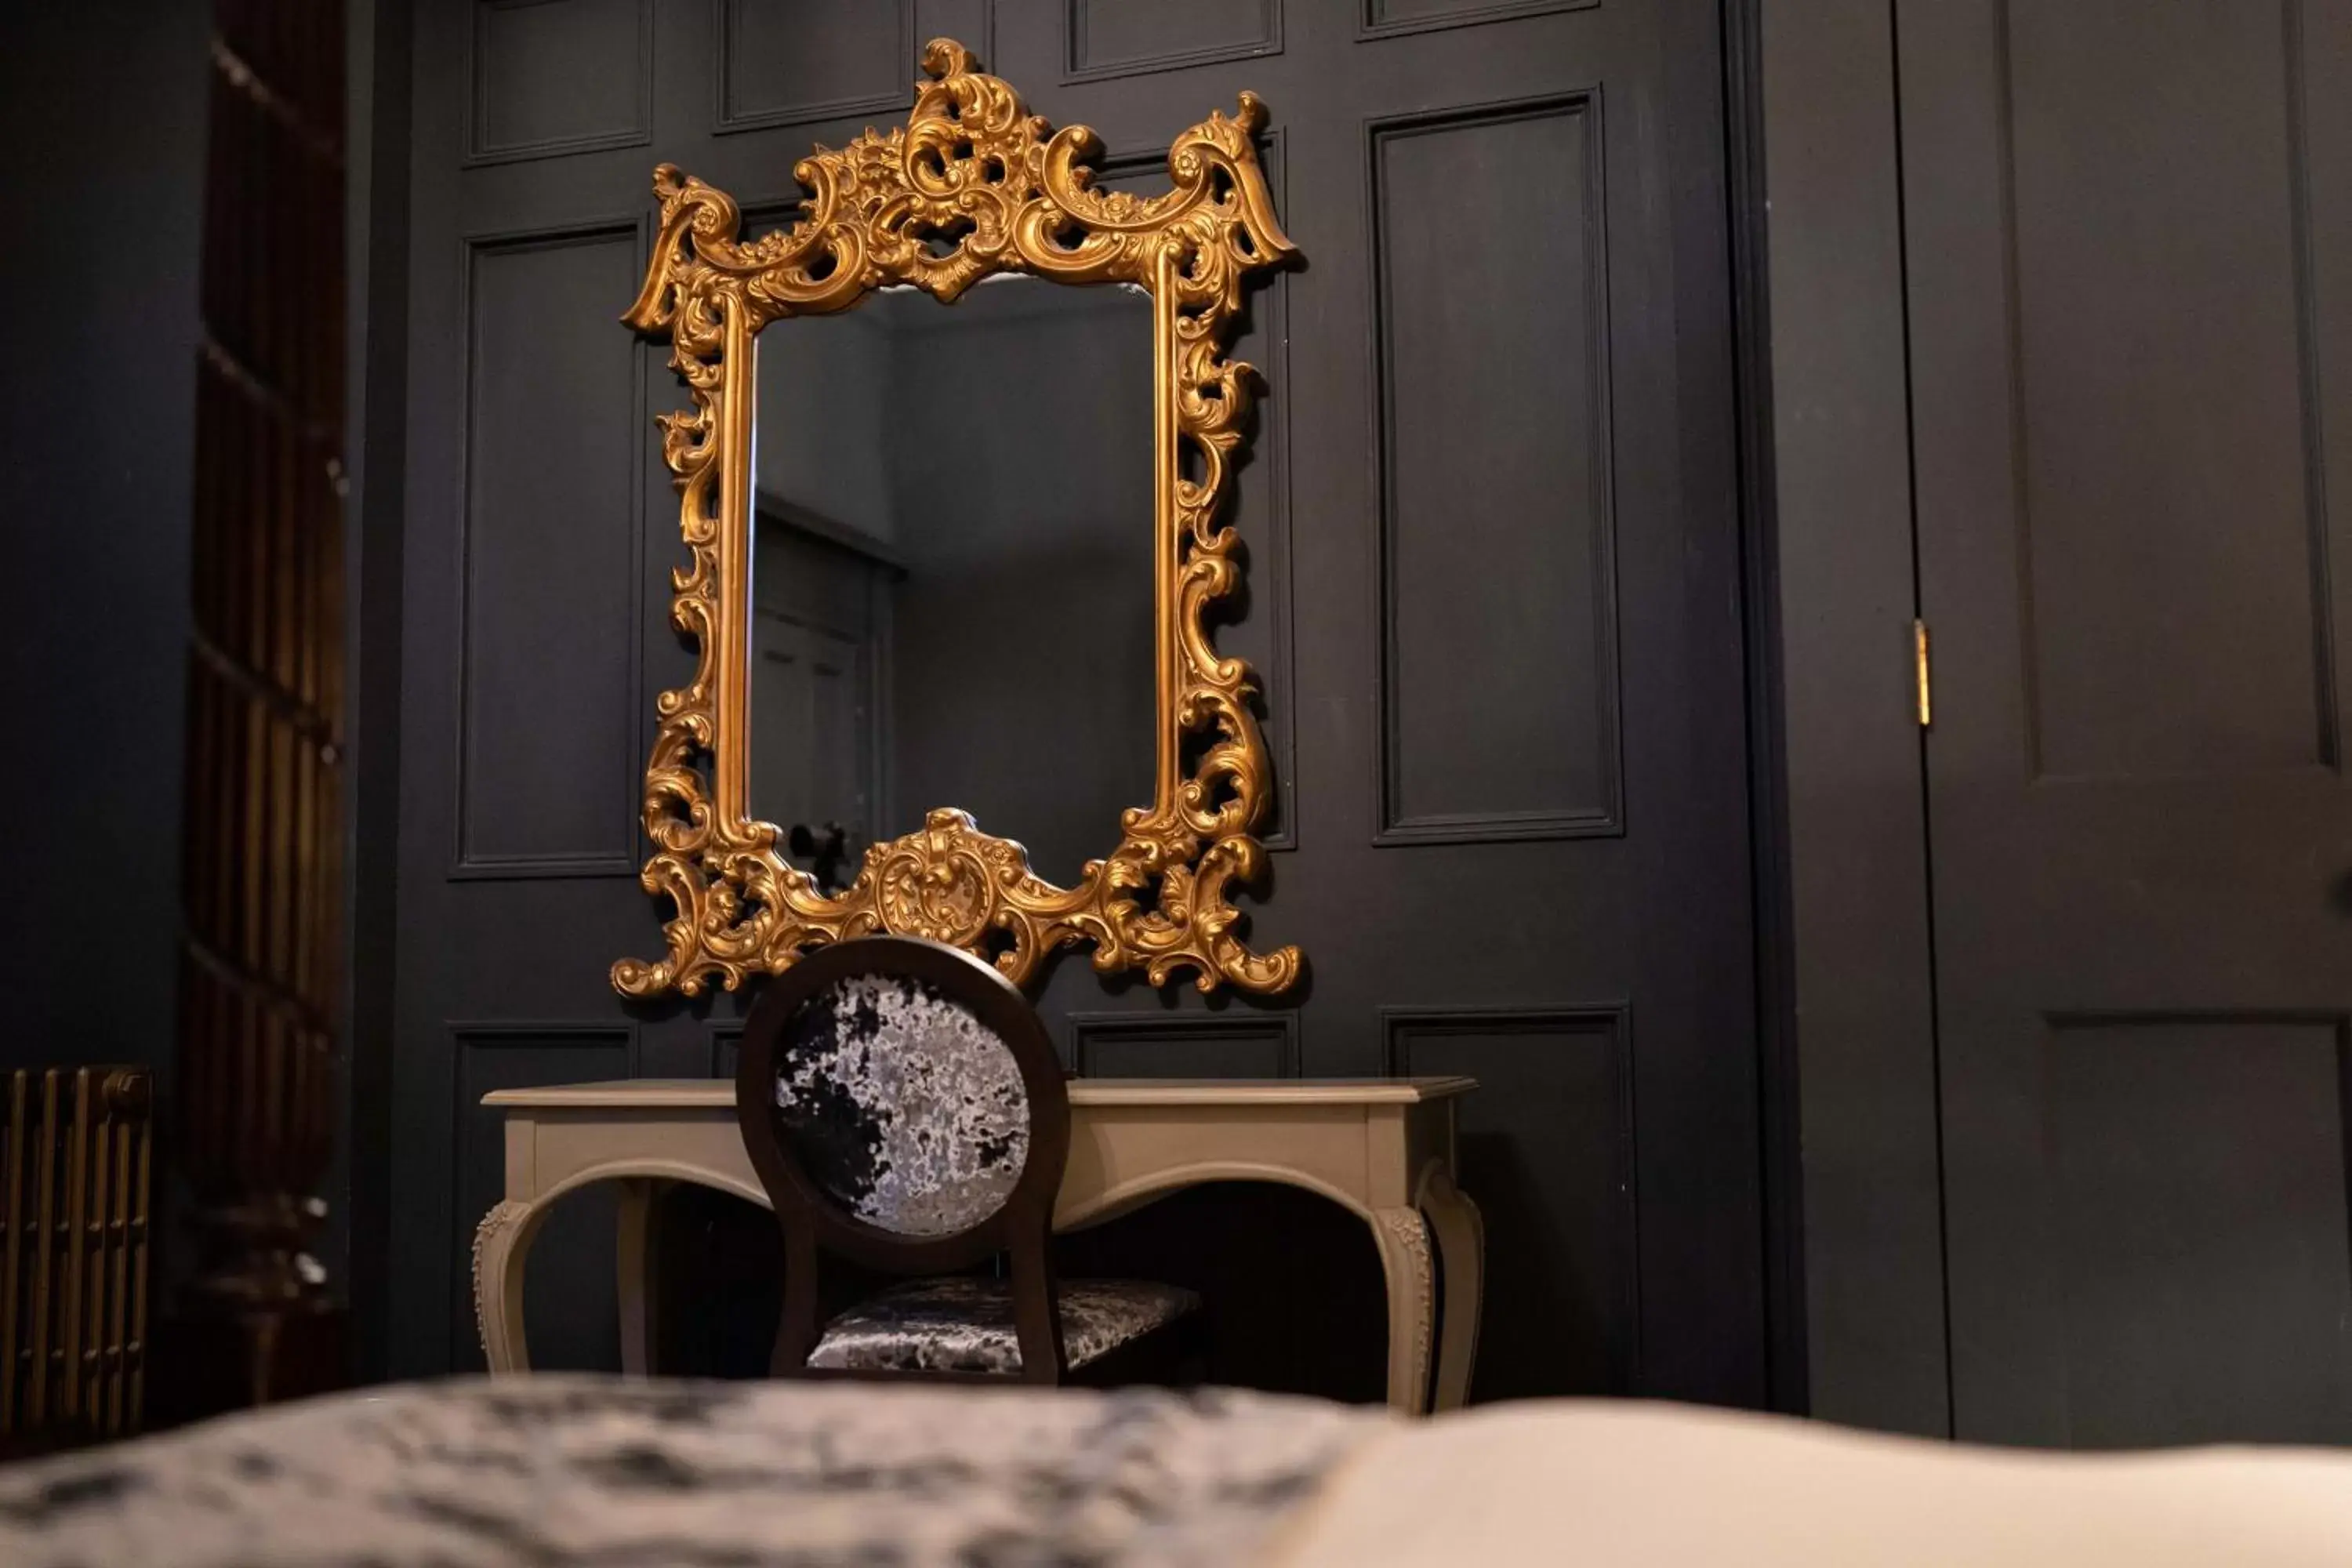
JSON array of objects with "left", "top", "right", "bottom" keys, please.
[
  {"left": 613, "top": 38, "right": 1302, "bottom": 999},
  {"left": 471, "top": 1199, "right": 534, "bottom": 1362},
  {"left": 1373, "top": 1206, "right": 1437, "bottom": 1402}
]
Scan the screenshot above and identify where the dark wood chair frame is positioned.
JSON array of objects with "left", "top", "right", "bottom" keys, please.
[{"left": 735, "top": 935, "right": 1083, "bottom": 1385}]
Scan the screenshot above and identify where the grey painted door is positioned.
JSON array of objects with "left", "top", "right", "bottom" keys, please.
[
  {"left": 384, "top": 0, "right": 1764, "bottom": 1405},
  {"left": 1900, "top": 1, "right": 2352, "bottom": 1444}
]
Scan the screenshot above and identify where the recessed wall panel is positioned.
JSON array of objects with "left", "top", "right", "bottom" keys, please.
[
  {"left": 709, "top": 1020, "right": 746, "bottom": 1081},
  {"left": 1065, "top": 0, "right": 1279, "bottom": 81},
  {"left": 1372, "top": 97, "right": 1620, "bottom": 842},
  {"left": 470, "top": 0, "right": 651, "bottom": 163},
  {"left": 458, "top": 227, "right": 641, "bottom": 874},
  {"left": 451, "top": 1024, "right": 634, "bottom": 1372},
  {"left": 1386, "top": 1007, "right": 1635, "bottom": 1397},
  {"left": 1070, "top": 1014, "right": 1300, "bottom": 1077},
  {"left": 719, "top": 0, "right": 912, "bottom": 131},
  {"left": 1359, "top": 0, "right": 1595, "bottom": 42}
]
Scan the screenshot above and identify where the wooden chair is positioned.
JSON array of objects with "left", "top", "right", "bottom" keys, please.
[{"left": 735, "top": 936, "right": 1200, "bottom": 1384}]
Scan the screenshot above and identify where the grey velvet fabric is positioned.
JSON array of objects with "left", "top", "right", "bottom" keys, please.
[
  {"left": 808, "top": 1275, "right": 1200, "bottom": 1374},
  {"left": 0, "top": 1374, "right": 1385, "bottom": 1567},
  {"left": 774, "top": 972, "right": 1030, "bottom": 1236}
]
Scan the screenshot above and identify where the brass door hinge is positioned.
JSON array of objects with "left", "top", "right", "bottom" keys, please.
[{"left": 1913, "top": 618, "right": 1933, "bottom": 728}]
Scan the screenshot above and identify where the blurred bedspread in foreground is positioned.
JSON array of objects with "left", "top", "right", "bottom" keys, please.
[
  {"left": 0, "top": 1375, "right": 1380, "bottom": 1568},
  {"left": 7, "top": 1374, "right": 2352, "bottom": 1567}
]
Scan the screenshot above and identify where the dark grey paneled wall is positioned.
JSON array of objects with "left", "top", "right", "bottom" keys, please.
[
  {"left": 456, "top": 227, "right": 645, "bottom": 876},
  {"left": 473, "top": 0, "right": 654, "bottom": 159},
  {"left": 1070, "top": 1012, "right": 1301, "bottom": 1079},
  {"left": 448, "top": 1022, "right": 636, "bottom": 1371},
  {"left": 1992, "top": 2, "right": 2321, "bottom": 781},
  {"left": 0, "top": 3, "right": 209, "bottom": 1072},
  {"left": 1370, "top": 94, "right": 1620, "bottom": 844},
  {"left": 717, "top": 0, "right": 911, "bottom": 128},
  {"left": 380, "top": 0, "right": 1766, "bottom": 1406},
  {"left": 1767, "top": 0, "right": 2352, "bottom": 1446},
  {"left": 1759, "top": 0, "right": 1947, "bottom": 1438},
  {"left": 1904, "top": 0, "right": 2352, "bottom": 1447},
  {"left": 1065, "top": 0, "right": 1278, "bottom": 80},
  {"left": 2037, "top": 1015, "right": 2350, "bottom": 1446},
  {"left": 1385, "top": 1007, "right": 1636, "bottom": 1400}
]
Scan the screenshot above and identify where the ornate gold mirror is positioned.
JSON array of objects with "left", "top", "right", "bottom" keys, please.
[{"left": 613, "top": 40, "right": 1301, "bottom": 1000}]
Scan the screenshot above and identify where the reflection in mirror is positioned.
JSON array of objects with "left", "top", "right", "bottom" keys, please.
[{"left": 749, "top": 275, "right": 1154, "bottom": 888}]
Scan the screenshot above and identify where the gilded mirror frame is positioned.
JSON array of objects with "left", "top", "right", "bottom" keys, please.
[{"left": 612, "top": 40, "right": 1301, "bottom": 999}]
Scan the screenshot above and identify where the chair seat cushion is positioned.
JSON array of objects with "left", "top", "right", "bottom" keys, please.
[{"left": 808, "top": 1276, "right": 1200, "bottom": 1375}]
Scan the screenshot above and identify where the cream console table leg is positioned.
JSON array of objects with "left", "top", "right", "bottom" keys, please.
[
  {"left": 473, "top": 1198, "right": 546, "bottom": 1374},
  {"left": 615, "top": 1178, "right": 666, "bottom": 1376},
  {"left": 1418, "top": 1165, "right": 1486, "bottom": 1413},
  {"left": 1370, "top": 1206, "right": 1436, "bottom": 1415}
]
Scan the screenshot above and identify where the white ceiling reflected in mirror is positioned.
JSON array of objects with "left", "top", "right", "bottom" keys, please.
[{"left": 748, "top": 275, "right": 1155, "bottom": 889}]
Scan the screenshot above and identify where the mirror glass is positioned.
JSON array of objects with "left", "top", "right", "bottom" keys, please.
[{"left": 748, "top": 275, "right": 1156, "bottom": 889}]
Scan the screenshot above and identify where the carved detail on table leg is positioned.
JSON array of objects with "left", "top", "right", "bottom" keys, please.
[
  {"left": 472, "top": 1199, "right": 546, "bottom": 1374},
  {"left": 1370, "top": 1206, "right": 1436, "bottom": 1415},
  {"left": 614, "top": 1179, "right": 667, "bottom": 1376},
  {"left": 1417, "top": 1162, "right": 1486, "bottom": 1412}
]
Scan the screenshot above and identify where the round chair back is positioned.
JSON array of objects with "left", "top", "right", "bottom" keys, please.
[{"left": 735, "top": 937, "right": 1069, "bottom": 1274}]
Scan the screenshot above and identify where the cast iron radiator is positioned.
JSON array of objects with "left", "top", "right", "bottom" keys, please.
[{"left": 0, "top": 1068, "right": 154, "bottom": 1439}]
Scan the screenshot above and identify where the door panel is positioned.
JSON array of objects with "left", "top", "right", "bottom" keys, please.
[
  {"left": 1901, "top": 0, "right": 2352, "bottom": 1443},
  {"left": 387, "top": 0, "right": 1763, "bottom": 1403},
  {"left": 2002, "top": 3, "right": 2329, "bottom": 780},
  {"left": 2041, "top": 1014, "right": 2352, "bottom": 1446}
]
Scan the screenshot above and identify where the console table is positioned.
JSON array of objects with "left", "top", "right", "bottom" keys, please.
[{"left": 474, "top": 1077, "right": 1483, "bottom": 1414}]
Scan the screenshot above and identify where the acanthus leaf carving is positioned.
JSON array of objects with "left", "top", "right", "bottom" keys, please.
[{"left": 612, "top": 38, "right": 1302, "bottom": 1000}]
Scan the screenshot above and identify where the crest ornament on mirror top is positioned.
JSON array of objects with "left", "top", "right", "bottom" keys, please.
[{"left": 613, "top": 39, "right": 1302, "bottom": 999}]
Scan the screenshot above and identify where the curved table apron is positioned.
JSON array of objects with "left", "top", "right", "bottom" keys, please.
[{"left": 474, "top": 1077, "right": 1484, "bottom": 1414}]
